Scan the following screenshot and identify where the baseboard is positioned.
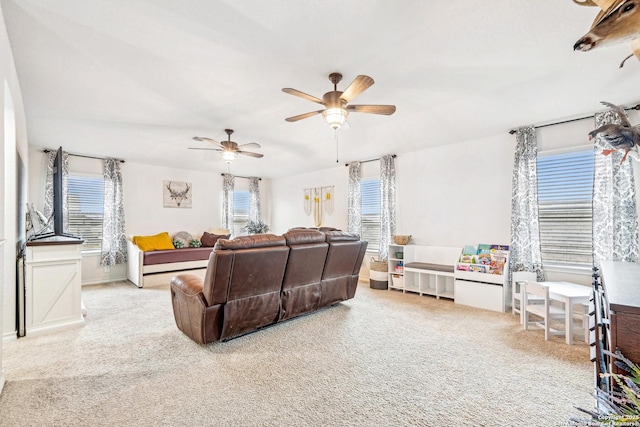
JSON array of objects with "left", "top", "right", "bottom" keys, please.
[
  {"left": 2, "top": 331, "right": 17, "bottom": 342},
  {"left": 82, "top": 276, "right": 127, "bottom": 286}
]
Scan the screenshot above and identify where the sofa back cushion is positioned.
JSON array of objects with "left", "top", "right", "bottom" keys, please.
[
  {"left": 322, "top": 231, "right": 364, "bottom": 279},
  {"left": 282, "top": 229, "right": 328, "bottom": 289},
  {"left": 200, "top": 231, "right": 230, "bottom": 247},
  {"left": 216, "top": 234, "right": 289, "bottom": 340}
]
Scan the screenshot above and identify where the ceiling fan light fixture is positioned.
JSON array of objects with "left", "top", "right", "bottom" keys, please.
[
  {"left": 221, "top": 150, "right": 237, "bottom": 164},
  {"left": 323, "top": 107, "right": 349, "bottom": 130}
]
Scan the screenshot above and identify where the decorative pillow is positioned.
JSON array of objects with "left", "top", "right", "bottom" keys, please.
[
  {"left": 173, "top": 231, "right": 193, "bottom": 248},
  {"left": 132, "top": 232, "right": 175, "bottom": 251},
  {"left": 201, "top": 231, "right": 230, "bottom": 247}
]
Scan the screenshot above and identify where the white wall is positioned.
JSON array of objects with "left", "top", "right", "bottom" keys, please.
[
  {"left": 122, "top": 162, "right": 226, "bottom": 236},
  {"left": 271, "top": 164, "right": 349, "bottom": 234},
  {"left": 0, "top": 2, "right": 30, "bottom": 394},
  {"left": 273, "top": 134, "right": 515, "bottom": 246}
]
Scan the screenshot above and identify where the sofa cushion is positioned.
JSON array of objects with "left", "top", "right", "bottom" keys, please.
[
  {"left": 324, "top": 230, "right": 360, "bottom": 242},
  {"left": 214, "top": 234, "right": 286, "bottom": 250},
  {"left": 201, "top": 231, "right": 230, "bottom": 247},
  {"left": 143, "top": 247, "right": 214, "bottom": 266},
  {"left": 132, "top": 232, "right": 174, "bottom": 251},
  {"left": 283, "top": 229, "right": 326, "bottom": 245},
  {"left": 404, "top": 262, "right": 455, "bottom": 273}
]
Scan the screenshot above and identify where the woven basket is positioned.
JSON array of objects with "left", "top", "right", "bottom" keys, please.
[
  {"left": 393, "top": 235, "right": 411, "bottom": 245},
  {"left": 370, "top": 259, "right": 388, "bottom": 272}
]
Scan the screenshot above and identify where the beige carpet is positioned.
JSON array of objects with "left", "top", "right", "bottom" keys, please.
[{"left": 0, "top": 280, "right": 593, "bottom": 426}]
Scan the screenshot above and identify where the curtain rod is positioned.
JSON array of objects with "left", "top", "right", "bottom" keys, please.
[
  {"left": 508, "top": 104, "right": 640, "bottom": 135},
  {"left": 344, "top": 154, "right": 397, "bottom": 167},
  {"left": 43, "top": 148, "right": 125, "bottom": 163},
  {"left": 220, "top": 173, "right": 261, "bottom": 180}
]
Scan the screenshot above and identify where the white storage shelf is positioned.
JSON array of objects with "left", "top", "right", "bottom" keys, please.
[
  {"left": 387, "top": 244, "right": 460, "bottom": 300},
  {"left": 385, "top": 243, "right": 510, "bottom": 313}
]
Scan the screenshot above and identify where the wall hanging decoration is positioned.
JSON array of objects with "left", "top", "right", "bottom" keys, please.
[
  {"left": 573, "top": 0, "right": 640, "bottom": 68},
  {"left": 164, "top": 180, "right": 192, "bottom": 208},
  {"left": 303, "top": 186, "right": 334, "bottom": 226}
]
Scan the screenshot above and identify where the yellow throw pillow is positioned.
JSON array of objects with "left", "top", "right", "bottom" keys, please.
[{"left": 132, "top": 232, "right": 175, "bottom": 251}]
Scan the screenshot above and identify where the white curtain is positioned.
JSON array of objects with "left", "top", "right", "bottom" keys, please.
[
  {"left": 379, "top": 154, "right": 396, "bottom": 260},
  {"left": 221, "top": 174, "right": 235, "bottom": 233},
  {"left": 101, "top": 159, "right": 127, "bottom": 266},
  {"left": 43, "top": 150, "right": 69, "bottom": 233},
  {"left": 509, "top": 127, "right": 544, "bottom": 280},
  {"left": 347, "top": 162, "right": 361, "bottom": 235},
  {"left": 249, "top": 177, "right": 261, "bottom": 223},
  {"left": 592, "top": 110, "right": 639, "bottom": 270}
]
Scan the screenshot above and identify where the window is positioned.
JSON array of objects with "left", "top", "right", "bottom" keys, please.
[
  {"left": 67, "top": 174, "right": 104, "bottom": 251},
  {"left": 537, "top": 149, "right": 594, "bottom": 268},
  {"left": 361, "top": 178, "right": 381, "bottom": 253},
  {"left": 233, "top": 190, "right": 250, "bottom": 237}
]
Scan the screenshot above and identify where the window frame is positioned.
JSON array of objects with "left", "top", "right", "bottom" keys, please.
[
  {"left": 232, "top": 190, "right": 250, "bottom": 237},
  {"left": 66, "top": 172, "right": 105, "bottom": 253},
  {"left": 536, "top": 145, "right": 594, "bottom": 275},
  {"left": 361, "top": 177, "right": 381, "bottom": 254}
]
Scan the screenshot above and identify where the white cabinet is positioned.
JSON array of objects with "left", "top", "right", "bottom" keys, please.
[{"left": 25, "top": 237, "right": 84, "bottom": 335}]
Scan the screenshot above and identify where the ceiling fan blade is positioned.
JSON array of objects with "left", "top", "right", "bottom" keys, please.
[
  {"left": 188, "top": 147, "right": 223, "bottom": 151},
  {"left": 346, "top": 104, "right": 396, "bottom": 115},
  {"left": 193, "top": 136, "right": 224, "bottom": 148},
  {"left": 282, "top": 88, "right": 324, "bottom": 104},
  {"left": 285, "top": 110, "right": 324, "bottom": 122},
  {"left": 340, "top": 75, "right": 374, "bottom": 103},
  {"left": 238, "top": 151, "right": 264, "bottom": 158},
  {"left": 238, "top": 142, "right": 261, "bottom": 149}
]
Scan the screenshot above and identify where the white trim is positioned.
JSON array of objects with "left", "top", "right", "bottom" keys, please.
[
  {"left": 2, "top": 332, "right": 16, "bottom": 342},
  {"left": 538, "top": 145, "right": 592, "bottom": 157},
  {"left": 81, "top": 276, "right": 127, "bottom": 286}
]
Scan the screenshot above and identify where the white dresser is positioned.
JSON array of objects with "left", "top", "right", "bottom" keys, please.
[{"left": 24, "top": 236, "right": 84, "bottom": 335}]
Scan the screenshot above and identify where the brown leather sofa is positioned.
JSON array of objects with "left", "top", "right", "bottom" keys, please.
[{"left": 170, "top": 229, "right": 367, "bottom": 344}]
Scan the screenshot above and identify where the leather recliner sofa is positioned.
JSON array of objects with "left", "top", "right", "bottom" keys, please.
[{"left": 170, "top": 229, "right": 368, "bottom": 344}]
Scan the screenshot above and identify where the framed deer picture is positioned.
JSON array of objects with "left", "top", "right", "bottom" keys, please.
[{"left": 163, "top": 180, "right": 192, "bottom": 208}]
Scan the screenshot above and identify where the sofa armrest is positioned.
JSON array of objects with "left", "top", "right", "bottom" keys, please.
[
  {"left": 127, "top": 240, "right": 144, "bottom": 287},
  {"left": 171, "top": 273, "right": 205, "bottom": 296},
  {"left": 171, "top": 273, "right": 216, "bottom": 344}
]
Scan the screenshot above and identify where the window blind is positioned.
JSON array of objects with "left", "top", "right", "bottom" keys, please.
[
  {"left": 537, "top": 149, "right": 594, "bottom": 266},
  {"left": 361, "top": 179, "right": 381, "bottom": 252},
  {"left": 233, "top": 191, "right": 250, "bottom": 237},
  {"left": 67, "top": 174, "right": 104, "bottom": 250}
]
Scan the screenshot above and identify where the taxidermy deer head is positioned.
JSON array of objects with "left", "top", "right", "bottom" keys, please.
[
  {"left": 573, "top": 0, "right": 640, "bottom": 67},
  {"left": 166, "top": 181, "right": 191, "bottom": 207}
]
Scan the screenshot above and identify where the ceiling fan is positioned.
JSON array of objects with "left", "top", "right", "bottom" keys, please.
[
  {"left": 189, "top": 129, "right": 263, "bottom": 164},
  {"left": 282, "top": 72, "right": 396, "bottom": 130}
]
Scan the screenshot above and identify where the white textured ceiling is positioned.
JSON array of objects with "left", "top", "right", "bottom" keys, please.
[{"left": 3, "top": 0, "right": 640, "bottom": 178}]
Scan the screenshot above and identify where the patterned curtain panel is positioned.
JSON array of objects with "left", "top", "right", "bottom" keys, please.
[
  {"left": 221, "top": 173, "right": 235, "bottom": 232},
  {"left": 249, "top": 177, "right": 261, "bottom": 223},
  {"left": 347, "top": 162, "right": 361, "bottom": 235},
  {"left": 379, "top": 154, "right": 397, "bottom": 260},
  {"left": 43, "top": 150, "right": 69, "bottom": 233},
  {"left": 509, "top": 127, "right": 544, "bottom": 280},
  {"left": 592, "top": 110, "right": 639, "bottom": 270},
  {"left": 101, "top": 158, "right": 127, "bottom": 266}
]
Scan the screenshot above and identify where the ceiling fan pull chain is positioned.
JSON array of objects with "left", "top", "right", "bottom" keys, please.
[{"left": 335, "top": 129, "right": 339, "bottom": 163}]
